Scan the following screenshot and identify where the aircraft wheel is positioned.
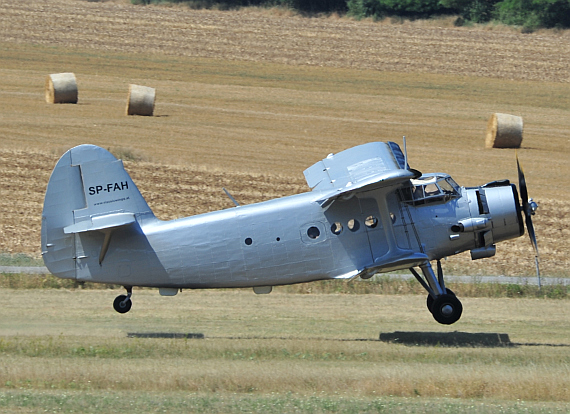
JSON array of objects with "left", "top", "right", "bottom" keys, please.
[
  {"left": 431, "top": 293, "right": 462, "bottom": 325},
  {"left": 113, "top": 295, "right": 132, "bottom": 314},
  {"left": 427, "top": 288, "right": 456, "bottom": 313}
]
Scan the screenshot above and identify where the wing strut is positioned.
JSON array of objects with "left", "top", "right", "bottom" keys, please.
[
  {"left": 99, "top": 229, "right": 113, "bottom": 265},
  {"left": 63, "top": 212, "right": 136, "bottom": 266},
  {"left": 223, "top": 188, "right": 240, "bottom": 207},
  {"left": 410, "top": 267, "right": 435, "bottom": 298}
]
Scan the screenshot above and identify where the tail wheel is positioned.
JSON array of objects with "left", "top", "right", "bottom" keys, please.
[
  {"left": 113, "top": 294, "right": 132, "bottom": 314},
  {"left": 430, "top": 293, "right": 463, "bottom": 325}
]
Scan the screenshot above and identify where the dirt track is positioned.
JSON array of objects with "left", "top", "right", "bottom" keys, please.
[{"left": 1, "top": 0, "right": 569, "bottom": 83}]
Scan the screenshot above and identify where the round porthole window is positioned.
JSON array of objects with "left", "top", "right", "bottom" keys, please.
[
  {"left": 307, "top": 226, "right": 320, "bottom": 239},
  {"left": 331, "top": 222, "right": 343, "bottom": 235},
  {"left": 245, "top": 237, "right": 253, "bottom": 245},
  {"left": 347, "top": 219, "right": 360, "bottom": 232},
  {"left": 365, "top": 215, "right": 378, "bottom": 228}
]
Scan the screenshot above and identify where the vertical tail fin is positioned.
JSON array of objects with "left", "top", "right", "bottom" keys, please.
[{"left": 41, "top": 145, "right": 155, "bottom": 278}]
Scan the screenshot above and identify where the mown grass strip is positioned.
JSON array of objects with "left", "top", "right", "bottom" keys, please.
[
  {"left": 1, "top": 335, "right": 569, "bottom": 364},
  {"left": 1, "top": 390, "right": 569, "bottom": 414}
]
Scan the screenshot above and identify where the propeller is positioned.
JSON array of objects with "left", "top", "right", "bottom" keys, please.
[{"left": 517, "top": 154, "right": 541, "bottom": 288}]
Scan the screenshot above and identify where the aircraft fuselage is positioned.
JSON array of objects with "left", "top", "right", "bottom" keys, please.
[
  {"left": 69, "top": 179, "right": 521, "bottom": 289},
  {"left": 41, "top": 143, "right": 529, "bottom": 323}
]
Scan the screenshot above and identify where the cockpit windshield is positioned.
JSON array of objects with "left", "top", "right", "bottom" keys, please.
[{"left": 400, "top": 174, "right": 460, "bottom": 206}]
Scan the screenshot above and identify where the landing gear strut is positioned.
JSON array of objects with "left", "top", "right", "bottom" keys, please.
[
  {"left": 113, "top": 286, "right": 132, "bottom": 314},
  {"left": 410, "top": 260, "right": 463, "bottom": 325}
]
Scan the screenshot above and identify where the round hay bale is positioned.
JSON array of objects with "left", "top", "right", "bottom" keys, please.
[
  {"left": 485, "top": 113, "right": 523, "bottom": 149},
  {"left": 126, "top": 84, "right": 155, "bottom": 116},
  {"left": 45, "top": 73, "right": 78, "bottom": 104}
]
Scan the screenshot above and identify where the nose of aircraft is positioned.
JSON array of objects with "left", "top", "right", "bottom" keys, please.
[{"left": 484, "top": 183, "right": 524, "bottom": 244}]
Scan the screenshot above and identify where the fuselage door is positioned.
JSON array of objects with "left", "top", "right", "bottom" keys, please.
[
  {"left": 325, "top": 196, "right": 375, "bottom": 270},
  {"left": 358, "top": 196, "right": 389, "bottom": 261}
]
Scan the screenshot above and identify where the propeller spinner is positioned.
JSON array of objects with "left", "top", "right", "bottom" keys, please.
[{"left": 517, "top": 155, "right": 541, "bottom": 288}]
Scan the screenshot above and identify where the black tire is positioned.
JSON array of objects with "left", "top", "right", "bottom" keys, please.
[
  {"left": 427, "top": 288, "right": 455, "bottom": 313},
  {"left": 431, "top": 293, "right": 462, "bottom": 325},
  {"left": 113, "top": 295, "right": 132, "bottom": 314}
]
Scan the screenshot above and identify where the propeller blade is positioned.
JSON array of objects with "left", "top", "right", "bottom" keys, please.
[
  {"left": 517, "top": 154, "right": 541, "bottom": 288},
  {"left": 526, "top": 207, "right": 539, "bottom": 256},
  {"left": 517, "top": 154, "right": 529, "bottom": 215}
]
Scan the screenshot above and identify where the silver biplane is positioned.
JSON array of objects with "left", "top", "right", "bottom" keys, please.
[{"left": 41, "top": 142, "right": 538, "bottom": 325}]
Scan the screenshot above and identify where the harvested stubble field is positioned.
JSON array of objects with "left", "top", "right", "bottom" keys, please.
[
  {"left": 2, "top": 0, "right": 570, "bottom": 275},
  {"left": 2, "top": 0, "right": 570, "bottom": 83},
  {"left": 1, "top": 0, "right": 570, "bottom": 412}
]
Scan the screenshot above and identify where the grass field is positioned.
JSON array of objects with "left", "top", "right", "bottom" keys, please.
[
  {"left": 1, "top": 289, "right": 570, "bottom": 413},
  {"left": 1, "top": 0, "right": 570, "bottom": 411}
]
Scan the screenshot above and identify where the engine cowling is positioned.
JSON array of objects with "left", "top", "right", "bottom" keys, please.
[
  {"left": 484, "top": 183, "right": 524, "bottom": 244},
  {"left": 460, "top": 183, "right": 524, "bottom": 260}
]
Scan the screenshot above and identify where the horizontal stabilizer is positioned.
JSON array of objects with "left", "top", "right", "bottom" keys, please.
[{"left": 63, "top": 212, "right": 136, "bottom": 234}]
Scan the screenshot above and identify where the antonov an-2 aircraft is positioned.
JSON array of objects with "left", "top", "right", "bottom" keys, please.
[{"left": 41, "top": 142, "right": 538, "bottom": 325}]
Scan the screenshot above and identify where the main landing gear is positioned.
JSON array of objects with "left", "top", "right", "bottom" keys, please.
[
  {"left": 113, "top": 286, "right": 133, "bottom": 314},
  {"left": 410, "top": 260, "right": 463, "bottom": 325}
]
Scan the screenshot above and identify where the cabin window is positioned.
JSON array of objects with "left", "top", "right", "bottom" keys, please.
[
  {"left": 245, "top": 237, "right": 253, "bottom": 245},
  {"left": 347, "top": 219, "right": 360, "bottom": 232},
  {"left": 331, "top": 222, "right": 343, "bottom": 235},
  {"left": 300, "top": 222, "right": 327, "bottom": 244},
  {"left": 307, "top": 226, "right": 320, "bottom": 239},
  {"left": 365, "top": 215, "right": 379, "bottom": 228}
]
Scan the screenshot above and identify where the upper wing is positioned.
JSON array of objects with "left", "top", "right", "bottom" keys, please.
[{"left": 304, "top": 142, "right": 420, "bottom": 207}]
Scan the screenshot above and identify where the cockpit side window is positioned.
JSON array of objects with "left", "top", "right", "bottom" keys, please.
[
  {"left": 438, "top": 179, "right": 456, "bottom": 195},
  {"left": 424, "top": 183, "right": 439, "bottom": 197},
  {"left": 400, "top": 175, "right": 460, "bottom": 206}
]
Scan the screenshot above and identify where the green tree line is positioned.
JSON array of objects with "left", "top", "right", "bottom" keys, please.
[{"left": 132, "top": 0, "right": 570, "bottom": 30}]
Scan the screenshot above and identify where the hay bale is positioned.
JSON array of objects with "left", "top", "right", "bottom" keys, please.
[
  {"left": 126, "top": 84, "right": 155, "bottom": 116},
  {"left": 45, "top": 73, "right": 78, "bottom": 104},
  {"left": 485, "top": 113, "right": 523, "bottom": 148}
]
